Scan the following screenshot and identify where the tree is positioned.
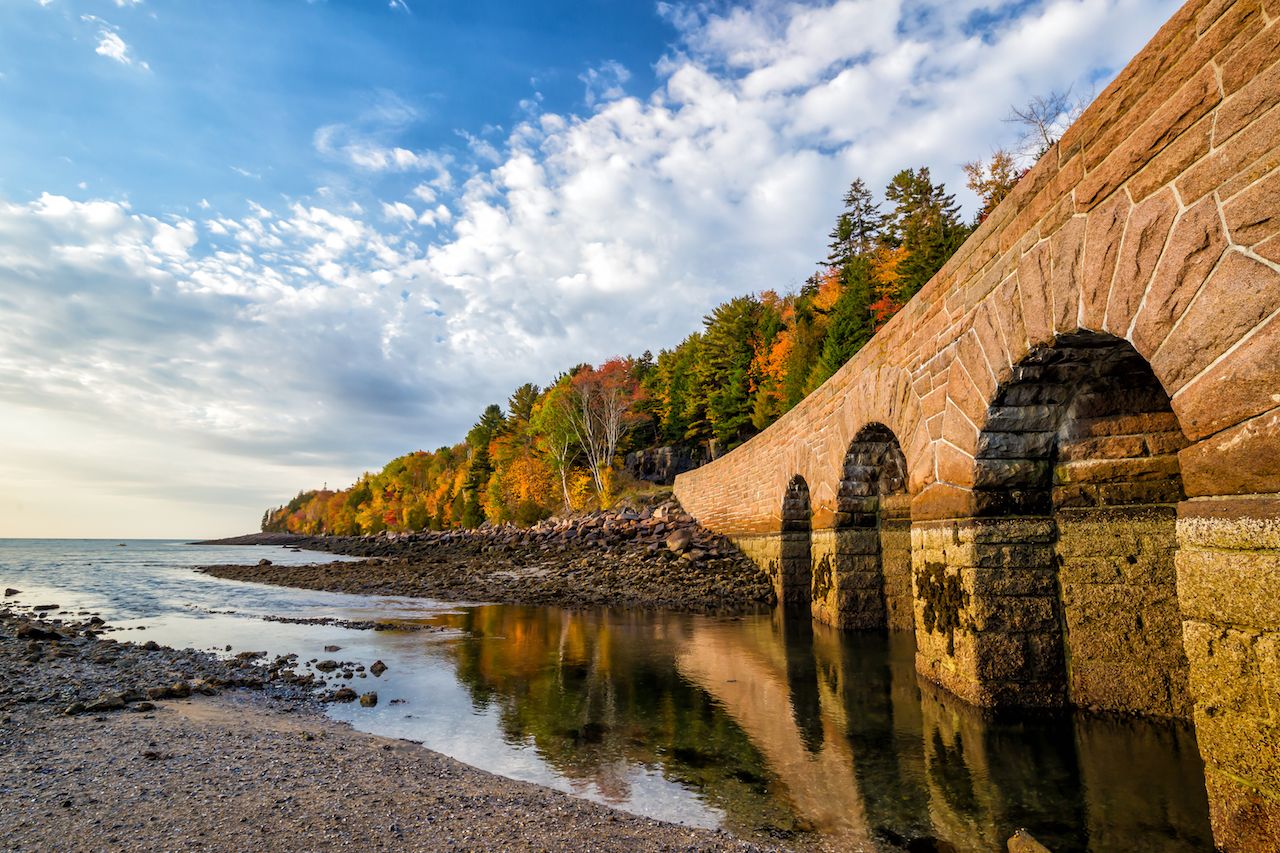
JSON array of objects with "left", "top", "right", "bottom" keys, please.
[
  {"left": 1006, "top": 89, "right": 1083, "bottom": 161},
  {"left": 530, "top": 382, "right": 579, "bottom": 513},
  {"left": 462, "top": 403, "right": 506, "bottom": 526},
  {"left": 883, "top": 166, "right": 969, "bottom": 301},
  {"left": 507, "top": 383, "right": 540, "bottom": 426},
  {"left": 699, "top": 296, "right": 761, "bottom": 448},
  {"left": 814, "top": 258, "right": 873, "bottom": 382},
  {"left": 567, "top": 359, "right": 642, "bottom": 507},
  {"left": 827, "top": 178, "right": 881, "bottom": 268},
  {"left": 963, "top": 148, "right": 1022, "bottom": 223}
]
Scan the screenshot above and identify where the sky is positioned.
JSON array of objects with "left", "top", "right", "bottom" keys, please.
[{"left": 0, "top": 0, "right": 1181, "bottom": 538}]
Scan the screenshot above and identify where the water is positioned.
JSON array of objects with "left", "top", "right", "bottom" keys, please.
[{"left": 0, "top": 539, "right": 1214, "bottom": 851}]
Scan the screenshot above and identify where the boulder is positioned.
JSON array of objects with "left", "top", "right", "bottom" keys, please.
[
  {"left": 84, "top": 695, "right": 126, "bottom": 713},
  {"left": 665, "top": 530, "right": 693, "bottom": 553},
  {"left": 370, "top": 660, "right": 387, "bottom": 676},
  {"left": 359, "top": 691, "right": 378, "bottom": 707},
  {"left": 16, "top": 623, "right": 63, "bottom": 641}
]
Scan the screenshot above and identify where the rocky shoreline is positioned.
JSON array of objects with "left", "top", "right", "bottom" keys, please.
[
  {"left": 198, "top": 502, "right": 776, "bottom": 614},
  {"left": 0, "top": 602, "right": 785, "bottom": 851}
]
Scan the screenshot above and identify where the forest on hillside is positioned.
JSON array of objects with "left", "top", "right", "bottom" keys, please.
[{"left": 264, "top": 138, "right": 1038, "bottom": 536}]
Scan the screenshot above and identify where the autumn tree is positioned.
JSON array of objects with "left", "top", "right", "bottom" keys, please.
[
  {"left": 568, "top": 358, "right": 642, "bottom": 507},
  {"left": 963, "top": 148, "right": 1021, "bottom": 223},
  {"left": 530, "top": 381, "right": 580, "bottom": 513}
]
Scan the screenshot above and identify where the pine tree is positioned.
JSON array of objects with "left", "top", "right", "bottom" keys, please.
[
  {"left": 814, "top": 258, "right": 874, "bottom": 382},
  {"left": 507, "top": 383, "right": 540, "bottom": 426},
  {"left": 827, "top": 178, "right": 881, "bottom": 267},
  {"left": 699, "top": 296, "right": 761, "bottom": 448},
  {"left": 883, "top": 167, "right": 970, "bottom": 300}
]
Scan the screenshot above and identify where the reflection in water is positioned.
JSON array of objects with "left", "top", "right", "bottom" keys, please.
[
  {"left": 0, "top": 541, "right": 1214, "bottom": 851},
  {"left": 438, "top": 605, "right": 1214, "bottom": 851}
]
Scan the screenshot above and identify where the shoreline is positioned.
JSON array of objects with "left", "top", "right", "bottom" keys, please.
[
  {"left": 197, "top": 505, "right": 777, "bottom": 615},
  {"left": 0, "top": 604, "right": 786, "bottom": 852}
]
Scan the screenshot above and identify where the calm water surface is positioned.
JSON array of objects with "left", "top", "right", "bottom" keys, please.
[{"left": 0, "top": 539, "right": 1213, "bottom": 851}]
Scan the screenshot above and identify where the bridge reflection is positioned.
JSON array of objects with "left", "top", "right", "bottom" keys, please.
[{"left": 436, "top": 605, "right": 1212, "bottom": 850}]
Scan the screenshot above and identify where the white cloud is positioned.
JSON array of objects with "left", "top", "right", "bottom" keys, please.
[
  {"left": 94, "top": 30, "right": 129, "bottom": 62},
  {"left": 2, "top": 0, "right": 1183, "bottom": 536},
  {"left": 580, "top": 60, "right": 632, "bottom": 107},
  {"left": 81, "top": 15, "right": 149, "bottom": 70},
  {"left": 382, "top": 200, "right": 417, "bottom": 223}
]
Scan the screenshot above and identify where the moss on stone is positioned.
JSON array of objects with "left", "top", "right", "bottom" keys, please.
[{"left": 917, "top": 561, "right": 967, "bottom": 656}]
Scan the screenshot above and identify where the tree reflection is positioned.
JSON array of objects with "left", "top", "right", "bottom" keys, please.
[{"left": 437, "top": 604, "right": 1213, "bottom": 850}]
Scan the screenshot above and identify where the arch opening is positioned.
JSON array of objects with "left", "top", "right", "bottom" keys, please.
[
  {"left": 974, "top": 331, "right": 1190, "bottom": 716},
  {"left": 780, "top": 475, "right": 813, "bottom": 610},
  {"left": 815, "top": 424, "right": 913, "bottom": 630}
]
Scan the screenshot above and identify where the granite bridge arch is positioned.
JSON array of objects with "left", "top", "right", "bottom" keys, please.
[{"left": 673, "top": 1, "right": 1280, "bottom": 848}]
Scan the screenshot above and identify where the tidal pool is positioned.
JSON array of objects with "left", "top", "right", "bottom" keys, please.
[{"left": 0, "top": 539, "right": 1213, "bottom": 851}]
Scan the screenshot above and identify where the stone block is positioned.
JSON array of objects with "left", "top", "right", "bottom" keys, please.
[
  {"left": 1057, "top": 434, "right": 1148, "bottom": 462},
  {"left": 1056, "top": 453, "right": 1182, "bottom": 486},
  {"left": 1018, "top": 241, "right": 1054, "bottom": 346},
  {"left": 968, "top": 594, "right": 1058, "bottom": 632},
  {"left": 1131, "top": 192, "right": 1218, "bottom": 350},
  {"left": 1178, "top": 497, "right": 1280, "bottom": 550},
  {"left": 1068, "top": 659, "right": 1181, "bottom": 716},
  {"left": 1178, "top": 547, "right": 1280, "bottom": 628},
  {"left": 1224, "top": 166, "right": 1280, "bottom": 247},
  {"left": 1080, "top": 192, "right": 1132, "bottom": 331},
  {"left": 1058, "top": 555, "right": 1126, "bottom": 584},
  {"left": 1179, "top": 96, "right": 1280, "bottom": 203},
  {"left": 1182, "top": 621, "right": 1268, "bottom": 716},
  {"left": 976, "top": 429, "right": 1055, "bottom": 460},
  {"left": 1193, "top": 708, "right": 1280, "bottom": 794},
  {"left": 1050, "top": 215, "right": 1087, "bottom": 332},
  {"left": 959, "top": 566, "right": 1057, "bottom": 597},
  {"left": 1071, "top": 411, "right": 1179, "bottom": 438},
  {"left": 1096, "top": 479, "right": 1185, "bottom": 506},
  {"left": 1153, "top": 250, "right": 1280, "bottom": 393},
  {"left": 1181, "top": 407, "right": 1280, "bottom": 496},
  {"left": 1104, "top": 186, "right": 1179, "bottom": 336}
]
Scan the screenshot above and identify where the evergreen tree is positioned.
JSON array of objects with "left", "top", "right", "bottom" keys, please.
[
  {"left": 827, "top": 178, "right": 881, "bottom": 267},
  {"left": 814, "top": 258, "right": 874, "bottom": 383},
  {"left": 699, "top": 296, "right": 760, "bottom": 448},
  {"left": 507, "top": 383, "right": 540, "bottom": 426},
  {"left": 883, "top": 167, "right": 970, "bottom": 300}
]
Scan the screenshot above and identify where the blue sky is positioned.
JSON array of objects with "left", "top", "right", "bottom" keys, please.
[{"left": 0, "top": 0, "right": 1179, "bottom": 537}]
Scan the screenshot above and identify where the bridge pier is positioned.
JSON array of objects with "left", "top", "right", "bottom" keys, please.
[
  {"left": 1177, "top": 496, "right": 1280, "bottom": 850},
  {"left": 909, "top": 517, "right": 1064, "bottom": 709}
]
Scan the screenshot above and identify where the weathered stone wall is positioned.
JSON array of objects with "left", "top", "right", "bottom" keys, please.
[
  {"left": 1177, "top": 496, "right": 1280, "bottom": 850},
  {"left": 1057, "top": 507, "right": 1190, "bottom": 717},
  {"left": 675, "top": 2, "right": 1280, "bottom": 847},
  {"left": 911, "top": 518, "right": 1064, "bottom": 708}
]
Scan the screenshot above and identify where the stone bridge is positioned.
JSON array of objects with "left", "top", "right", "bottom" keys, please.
[{"left": 673, "top": 1, "right": 1280, "bottom": 848}]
